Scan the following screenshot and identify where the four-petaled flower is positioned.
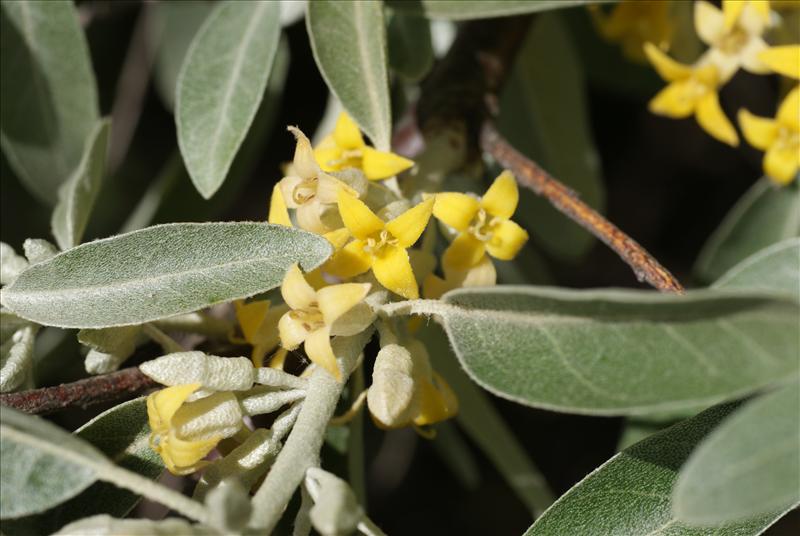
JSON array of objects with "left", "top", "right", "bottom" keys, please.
[
  {"left": 739, "top": 87, "right": 799, "bottom": 184},
  {"left": 644, "top": 42, "right": 739, "bottom": 146},
  {"left": 591, "top": 0, "right": 673, "bottom": 63},
  {"left": 278, "top": 264, "right": 371, "bottom": 381},
  {"left": 314, "top": 112, "right": 414, "bottom": 181},
  {"left": 147, "top": 384, "right": 243, "bottom": 475},
  {"left": 327, "top": 190, "right": 435, "bottom": 299},
  {"left": 433, "top": 171, "right": 529, "bottom": 273},
  {"left": 269, "top": 126, "right": 361, "bottom": 234},
  {"left": 695, "top": 0, "right": 770, "bottom": 82}
]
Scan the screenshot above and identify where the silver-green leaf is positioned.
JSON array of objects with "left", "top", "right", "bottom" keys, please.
[
  {"left": 0, "top": 222, "right": 332, "bottom": 328},
  {"left": 307, "top": 1, "right": 391, "bottom": 150},
  {"left": 2, "top": 399, "right": 165, "bottom": 534},
  {"left": 695, "top": 178, "right": 800, "bottom": 284},
  {"left": 525, "top": 403, "right": 789, "bottom": 535},
  {"left": 51, "top": 119, "right": 111, "bottom": 250},
  {"left": 416, "top": 286, "right": 800, "bottom": 415},
  {"left": 387, "top": 0, "right": 611, "bottom": 21},
  {"left": 176, "top": 0, "right": 280, "bottom": 199},
  {"left": 673, "top": 382, "right": 800, "bottom": 526},
  {"left": 713, "top": 238, "right": 799, "bottom": 300},
  {"left": 387, "top": 12, "right": 434, "bottom": 82},
  {"left": 0, "top": 407, "right": 102, "bottom": 518},
  {"left": 55, "top": 515, "right": 217, "bottom": 536},
  {"left": 0, "top": 0, "right": 99, "bottom": 204}
]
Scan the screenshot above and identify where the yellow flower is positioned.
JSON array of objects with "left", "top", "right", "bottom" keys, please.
[
  {"left": 590, "top": 0, "right": 673, "bottom": 62},
  {"left": 278, "top": 264, "right": 371, "bottom": 381},
  {"left": 147, "top": 384, "right": 244, "bottom": 475},
  {"left": 326, "top": 191, "right": 434, "bottom": 299},
  {"left": 314, "top": 112, "right": 414, "bottom": 181},
  {"left": 432, "top": 171, "right": 529, "bottom": 273},
  {"left": 234, "top": 299, "right": 286, "bottom": 367},
  {"left": 739, "top": 87, "right": 800, "bottom": 184},
  {"left": 271, "top": 127, "right": 361, "bottom": 234},
  {"left": 758, "top": 45, "right": 800, "bottom": 79},
  {"left": 695, "top": 0, "right": 770, "bottom": 81},
  {"left": 644, "top": 43, "right": 740, "bottom": 146}
]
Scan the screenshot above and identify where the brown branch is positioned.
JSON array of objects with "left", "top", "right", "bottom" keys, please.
[
  {"left": 0, "top": 367, "right": 157, "bottom": 415},
  {"left": 481, "top": 121, "right": 684, "bottom": 294}
]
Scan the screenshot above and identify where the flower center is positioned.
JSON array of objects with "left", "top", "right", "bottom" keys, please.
[
  {"left": 289, "top": 304, "right": 325, "bottom": 332},
  {"left": 292, "top": 178, "right": 318, "bottom": 205},
  {"left": 718, "top": 25, "right": 749, "bottom": 55},
  {"left": 468, "top": 209, "right": 500, "bottom": 242},
  {"left": 363, "top": 229, "right": 398, "bottom": 255}
]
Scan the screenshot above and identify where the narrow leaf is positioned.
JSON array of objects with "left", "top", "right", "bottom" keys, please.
[
  {"left": 387, "top": 13, "right": 434, "bottom": 82},
  {"left": 695, "top": 178, "right": 800, "bottom": 284},
  {"left": 176, "top": 0, "right": 280, "bottom": 198},
  {"left": 0, "top": 310, "right": 37, "bottom": 393},
  {"left": 713, "top": 238, "right": 799, "bottom": 300},
  {"left": 55, "top": 515, "right": 216, "bottom": 536},
  {"left": 1, "top": 222, "right": 332, "bottom": 328},
  {"left": 2, "top": 399, "right": 165, "bottom": 535},
  {"left": 673, "top": 383, "right": 800, "bottom": 525},
  {"left": 432, "top": 286, "right": 799, "bottom": 415},
  {"left": 387, "top": 0, "right": 611, "bottom": 21},
  {"left": 51, "top": 119, "right": 111, "bottom": 250},
  {"left": 0, "top": 0, "right": 99, "bottom": 204},
  {"left": 0, "top": 407, "right": 101, "bottom": 518},
  {"left": 150, "top": 0, "right": 215, "bottom": 111},
  {"left": 498, "top": 12, "right": 604, "bottom": 261},
  {"left": 525, "top": 403, "right": 789, "bottom": 535},
  {"left": 307, "top": 1, "right": 391, "bottom": 150}
]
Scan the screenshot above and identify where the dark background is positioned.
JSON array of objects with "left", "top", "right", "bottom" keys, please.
[{"left": 1, "top": 2, "right": 797, "bottom": 534}]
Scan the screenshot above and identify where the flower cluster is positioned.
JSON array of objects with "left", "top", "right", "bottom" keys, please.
[
  {"left": 144, "top": 112, "right": 530, "bottom": 472},
  {"left": 597, "top": 0, "right": 799, "bottom": 185}
]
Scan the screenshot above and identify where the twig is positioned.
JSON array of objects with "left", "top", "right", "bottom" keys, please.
[
  {"left": 0, "top": 367, "right": 157, "bottom": 415},
  {"left": 480, "top": 122, "right": 684, "bottom": 294}
]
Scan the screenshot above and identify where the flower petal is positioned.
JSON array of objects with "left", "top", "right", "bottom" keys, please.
[
  {"left": 278, "top": 175, "right": 303, "bottom": 209},
  {"left": 268, "top": 185, "right": 292, "bottom": 226},
  {"left": 433, "top": 193, "right": 480, "bottom": 231},
  {"left": 317, "top": 173, "right": 356, "bottom": 204},
  {"left": 361, "top": 146, "right": 414, "bottom": 180},
  {"left": 325, "top": 239, "right": 373, "bottom": 278},
  {"left": 269, "top": 347, "right": 288, "bottom": 370},
  {"left": 147, "top": 383, "right": 202, "bottom": 432},
  {"left": 296, "top": 202, "right": 330, "bottom": 234},
  {"left": 649, "top": 81, "right": 698, "bottom": 118},
  {"left": 314, "top": 144, "right": 343, "bottom": 173},
  {"left": 287, "top": 126, "right": 320, "bottom": 178},
  {"left": 317, "top": 282, "right": 371, "bottom": 325},
  {"left": 738, "top": 109, "right": 778, "bottom": 150},
  {"left": 694, "top": 1, "right": 724, "bottom": 46},
  {"left": 696, "top": 92, "right": 740, "bottom": 146},
  {"left": 323, "top": 227, "right": 351, "bottom": 251},
  {"left": 278, "top": 312, "right": 309, "bottom": 350},
  {"left": 447, "top": 254, "right": 497, "bottom": 288},
  {"left": 372, "top": 245, "right": 419, "bottom": 299},
  {"left": 644, "top": 42, "right": 692, "bottom": 81},
  {"left": 422, "top": 273, "right": 452, "bottom": 300},
  {"left": 738, "top": 37, "right": 770, "bottom": 75},
  {"left": 280, "top": 264, "right": 318, "bottom": 310},
  {"left": 412, "top": 374, "right": 458, "bottom": 426},
  {"left": 758, "top": 46, "right": 800, "bottom": 79},
  {"left": 333, "top": 112, "right": 365, "bottom": 150},
  {"left": 777, "top": 87, "right": 799, "bottom": 130},
  {"left": 486, "top": 220, "right": 529, "bottom": 261},
  {"left": 337, "top": 189, "right": 385, "bottom": 240},
  {"left": 235, "top": 299, "right": 270, "bottom": 344},
  {"left": 481, "top": 171, "right": 519, "bottom": 219},
  {"left": 442, "top": 233, "right": 486, "bottom": 271},
  {"left": 385, "top": 197, "right": 435, "bottom": 248},
  {"left": 722, "top": 0, "right": 746, "bottom": 30},
  {"left": 162, "top": 433, "right": 220, "bottom": 475},
  {"left": 764, "top": 144, "right": 800, "bottom": 185},
  {"left": 304, "top": 326, "right": 341, "bottom": 380}
]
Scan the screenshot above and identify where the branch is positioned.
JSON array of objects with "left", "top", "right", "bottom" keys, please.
[
  {"left": 480, "top": 122, "right": 684, "bottom": 293},
  {"left": 0, "top": 367, "right": 157, "bottom": 415}
]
